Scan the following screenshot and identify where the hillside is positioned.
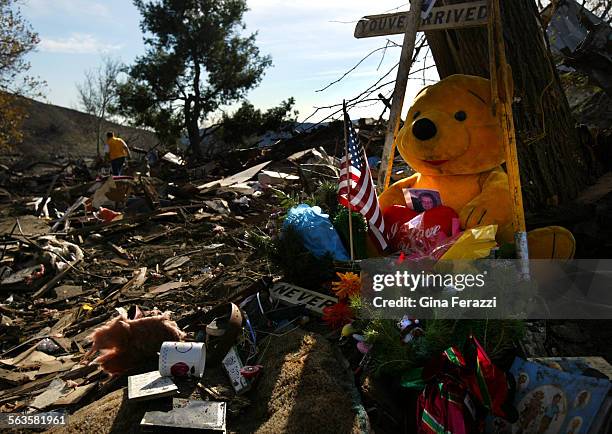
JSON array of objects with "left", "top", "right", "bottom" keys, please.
[{"left": 5, "top": 95, "right": 158, "bottom": 159}]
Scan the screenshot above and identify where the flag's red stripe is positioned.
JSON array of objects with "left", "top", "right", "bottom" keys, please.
[{"left": 338, "top": 126, "right": 387, "bottom": 250}]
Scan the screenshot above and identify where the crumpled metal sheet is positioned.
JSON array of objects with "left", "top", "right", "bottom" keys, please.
[
  {"left": 546, "top": 0, "right": 604, "bottom": 55},
  {"left": 546, "top": 0, "right": 612, "bottom": 95}
]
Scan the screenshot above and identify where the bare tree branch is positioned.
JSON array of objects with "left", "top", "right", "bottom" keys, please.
[
  {"left": 302, "top": 35, "right": 428, "bottom": 129},
  {"left": 315, "top": 43, "right": 401, "bottom": 92},
  {"left": 76, "top": 56, "right": 123, "bottom": 156}
]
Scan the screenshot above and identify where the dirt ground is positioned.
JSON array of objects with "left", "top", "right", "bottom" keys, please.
[{"left": 43, "top": 330, "right": 367, "bottom": 434}]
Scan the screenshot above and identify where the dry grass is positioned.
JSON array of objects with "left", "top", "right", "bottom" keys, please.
[
  {"left": 248, "top": 329, "right": 364, "bottom": 434},
  {"left": 5, "top": 95, "right": 156, "bottom": 159},
  {"left": 47, "top": 330, "right": 367, "bottom": 434},
  {"left": 46, "top": 389, "right": 149, "bottom": 434}
]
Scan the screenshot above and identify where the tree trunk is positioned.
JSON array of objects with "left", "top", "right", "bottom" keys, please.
[
  {"left": 96, "top": 118, "right": 101, "bottom": 157},
  {"left": 185, "top": 100, "right": 202, "bottom": 159},
  {"left": 187, "top": 122, "right": 202, "bottom": 159},
  {"left": 424, "top": 0, "right": 599, "bottom": 210},
  {"left": 189, "top": 60, "right": 203, "bottom": 160}
]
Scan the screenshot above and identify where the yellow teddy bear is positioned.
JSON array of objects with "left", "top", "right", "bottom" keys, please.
[{"left": 379, "top": 74, "right": 574, "bottom": 259}]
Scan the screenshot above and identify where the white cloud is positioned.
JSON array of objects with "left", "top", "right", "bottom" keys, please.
[
  {"left": 40, "top": 34, "right": 121, "bottom": 54},
  {"left": 250, "top": 0, "right": 405, "bottom": 15},
  {"left": 302, "top": 45, "right": 401, "bottom": 61},
  {"left": 310, "top": 67, "right": 395, "bottom": 79},
  {"left": 26, "top": 0, "right": 110, "bottom": 18}
]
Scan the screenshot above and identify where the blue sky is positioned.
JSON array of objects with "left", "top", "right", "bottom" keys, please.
[{"left": 21, "top": 0, "right": 438, "bottom": 123}]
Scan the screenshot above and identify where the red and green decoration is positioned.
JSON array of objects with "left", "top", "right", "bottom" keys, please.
[{"left": 416, "top": 336, "right": 518, "bottom": 433}]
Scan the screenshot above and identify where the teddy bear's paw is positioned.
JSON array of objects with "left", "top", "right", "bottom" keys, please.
[
  {"left": 460, "top": 203, "right": 497, "bottom": 229},
  {"left": 527, "top": 226, "right": 575, "bottom": 260}
]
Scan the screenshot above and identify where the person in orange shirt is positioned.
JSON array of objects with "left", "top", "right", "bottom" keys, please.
[{"left": 104, "top": 131, "right": 131, "bottom": 176}]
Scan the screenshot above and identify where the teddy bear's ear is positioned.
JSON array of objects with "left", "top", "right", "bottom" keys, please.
[
  {"left": 414, "top": 85, "right": 431, "bottom": 99},
  {"left": 496, "top": 64, "right": 514, "bottom": 103}
]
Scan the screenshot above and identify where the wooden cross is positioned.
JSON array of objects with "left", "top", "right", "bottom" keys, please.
[
  {"left": 354, "top": 0, "right": 489, "bottom": 191},
  {"left": 354, "top": 0, "right": 529, "bottom": 265}
]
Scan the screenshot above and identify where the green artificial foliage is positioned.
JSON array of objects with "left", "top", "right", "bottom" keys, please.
[
  {"left": 247, "top": 226, "right": 335, "bottom": 289},
  {"left": 271, "top": 188, "right": 315, "bottom": 214},
  {"left": 333, "top": 207, "right": 368, "bottom": 260},
  {"left": 363, "top": 318, "right": 525, "bottom": 377},
  {"left": 315, "top": 181, "right": 340, "bottom": 218},
  {"left": 363, "top": 317, "right": 418, "bottom": 376},
  {"left": 274, "top": 225, "right": 336, "bottom": 288},
  {"left": 246, "top": 229, "right": 275, "bottom": 257}
]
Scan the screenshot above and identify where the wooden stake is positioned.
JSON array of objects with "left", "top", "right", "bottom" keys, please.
[
  {"left": 489, "top": 0, "right": 529, "bottom": 276},
  {"left": 343, "top": 100, "right": 355, "bottom": 261},
  {"left": 378, "top": 0, "right": 423, "bottom": 192}
]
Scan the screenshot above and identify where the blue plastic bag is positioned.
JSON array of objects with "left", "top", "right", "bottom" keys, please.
[{"left": 283, "top": 204, "right": 349, "bottom": 261}]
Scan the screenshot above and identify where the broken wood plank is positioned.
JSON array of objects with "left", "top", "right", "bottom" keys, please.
[
  {"left": 0, "top": 367, "right": 36, "bottom": 385},
  {"left": 51, "top": 197, "right": 87, "bottom": 232},
  {"left": 50, "top": 309, "right": 78, "bottom": 336},
  {"left": 8, "top": 350, "right": 56, "bottom": 370},
  {"left": 0, "top": 373, "right": 58, "bottom": 404},
  {"left": 29, "top": 378, "right": 66, "bottom": 410},
  {"left": 197, "top": 161, "right": 272, "bottom": 190},
  {"left": 36, "top": 357, "right": 78, "bottom": 376},
  {"left": 120, "top": 267, "right": 147, "bottom": 294},
  {"left": 64, "top": 311, "right": 112, "bottom": 338},
  {"left": 108, "top": 242, "right": 132, "bottom": 260},
  {"left": 145, "top": 281, "right": 189, "bottom": 297},
  {"left": 54, "top": 382, "right": 96, "bottom": 406},
  {"left": 32, "top": 259, "right": 82, "bottom": 299},
  {"left": 53, "top": 285, "right": 83, "bottom": 301},
  {"left": 110, "top": 258, "right": 130, "bottom": 267},
  {"left": 378, "top": 0, "right": 423, "bottom": 192},
  {"left": 162, "top": 256, "right": 190, "bottom": 271}
]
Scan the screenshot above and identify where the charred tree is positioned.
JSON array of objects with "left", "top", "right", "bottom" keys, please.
[{"left": 425, "top": 0, "right": 599, "bottom": 210}]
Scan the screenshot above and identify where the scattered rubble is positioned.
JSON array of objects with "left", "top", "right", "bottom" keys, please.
[
  {"left": 0, "top": 108, "right": 611, "bottom": 432},
  {"left": 0, "top": 144, "right": 371, "bottom": 432}
]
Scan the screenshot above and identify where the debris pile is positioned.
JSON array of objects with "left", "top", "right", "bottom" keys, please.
[
  {"left": 0, "top": 120, "right": 611, "bottom": 433},
  {"left": 0, "top": 144, "right": 373, "bottom": 432},
  {"left": 544, "top": 0, "right": 612, "bottom": 168}
]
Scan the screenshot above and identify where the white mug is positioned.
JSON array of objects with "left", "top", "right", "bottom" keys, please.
[{"left": 159, "top": 341, "right": 206, "bottom": 378}]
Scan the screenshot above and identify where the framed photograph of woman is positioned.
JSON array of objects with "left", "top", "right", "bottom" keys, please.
[{"left": 403, "top": 188, "right": 442, "bottom": 212}]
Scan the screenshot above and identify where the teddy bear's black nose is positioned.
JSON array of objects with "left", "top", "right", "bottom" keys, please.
[{"left": 412, "top": 118, "right": 437, "bottom": 141}]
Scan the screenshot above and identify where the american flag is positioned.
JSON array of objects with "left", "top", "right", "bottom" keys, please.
[{"left": 338, "top": 104, "right": 388, "bottom": 251}]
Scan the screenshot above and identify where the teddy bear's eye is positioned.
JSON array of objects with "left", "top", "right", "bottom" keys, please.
[
  {"left": 413, "top": 111, "right": 421, "bottom": 119},
  {"left": 454, "top": 111, "right": 467, "bottom": 121}
]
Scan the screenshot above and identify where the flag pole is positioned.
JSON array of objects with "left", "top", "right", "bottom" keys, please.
[{"left": 343, "top": 100, "right": 355, "bottom": 261}]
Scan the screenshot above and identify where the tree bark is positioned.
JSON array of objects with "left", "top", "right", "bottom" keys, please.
[
  {"left": 186, "top": 115, "right": 202, "bottom": 159},
  {"left": 186, "top": 60, "right": 203, "bottom": 159},
  {"left": 425, "top": 0, "right": 599, "bottom": 210}
]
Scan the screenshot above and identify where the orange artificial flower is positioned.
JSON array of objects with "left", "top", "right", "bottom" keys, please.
[{"left": 331, "top": 271, "right": 361, "bottom": 300}]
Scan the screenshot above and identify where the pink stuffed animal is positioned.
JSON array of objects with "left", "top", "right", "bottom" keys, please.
[{"left": 84, "top": 313, "right": 185, "bottom": 376}]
